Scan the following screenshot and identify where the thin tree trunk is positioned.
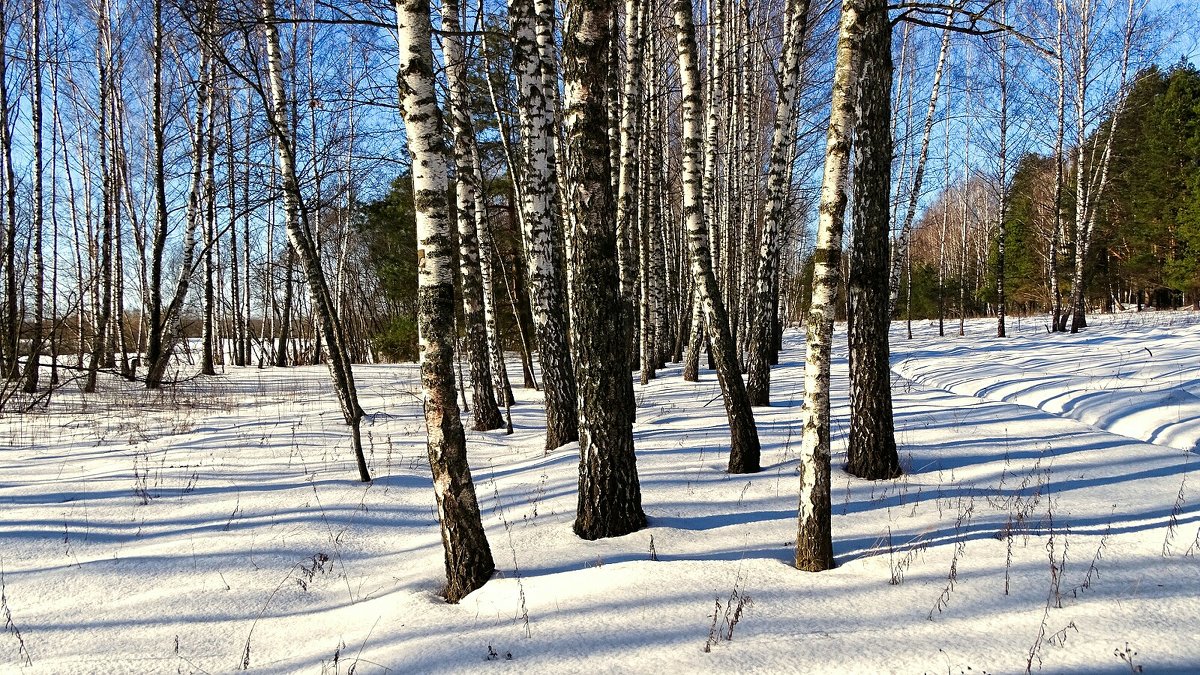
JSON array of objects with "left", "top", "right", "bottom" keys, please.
[
  {"left": 227, "top": 90, "right": 244, "bottom": 366},
  {"left": 746, "top": 0, "right": 811, "bottom": 406},
  {"left": 1050, "top": 0, "right": 1066, "bottom": 331},
  {"left": 444, "top": 0, "right": 504, "bottom": 431},
  {"left": 201, "top": 53, "right": 218, "bottom": 376},
  {"left": 394, "top": 0, "right": 494, "bottom": 601},
  {"left": 887, "top": 14, "right": 952, "bottom": 314},
  {"left": 959, "top": 121, "right": 970, "bottom": 338},
  {"left": 0, "top": 0, "right": 17, "bottom": 380},
  {"left": 261, "top": 0, "right": 370, "bottom": 481},
  {"left": 995, "top": 4, "right": 1008, "bottom": 338},
  {"left": 1065, "top": 0, "right": 1135, "bottom": 333},
  {"left": 85, "top": 0, "right": 114, "bottom": 393},
  {"left": 673, "top": 0, "right": 761, "bottom": 475},
  {"left": 147, "top": 7, "right": 210, "bottom": 387},
  {"left": 275, "top": 247, "right": 294, "bottom": 367},
  {"left": 473, "top": 146, "right": 514, "bottom": 407},
  {"left": 796, "top": 0, "right": 863, "bottom": 573},
  {"left": 22, "top": 0, "right": 46, "bottom": 392},
  {"left": 146, "top": 0, "right": 168, "bottom": 383},
  {"left": 617, "top": 0, "right": 646, "bottom": 374}
]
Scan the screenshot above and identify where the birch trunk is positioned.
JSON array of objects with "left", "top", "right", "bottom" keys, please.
[
  {"left": 959, "top": 123, "right": 971, "bottom": 337},
  {"left": 1050, "top": 0, "right": 1066, "bottom": 331},
  {"left": 201, "top": 52, "right": 218, "bottom": 377},
  {"left": 85, "top": 0, "right": 114, "bottom": 393},
  {"left": 887, "top": 15, "right": 952, "bottom": 315},
  {"left": 509, "top": 0, "right": 579, "bottom": 451},
  {"left": 682, "top": 292, "right": 704, "bottom": 381},
  {"left": 394, "top": 0, "right": 495, "bottom": 600},
  {"left": 673, "top": 0, "right": 761, "bottom": 475},
  {"left": 1065, "top": 0, "right": 1135, "bottom": 333},
  {"left": 617, "top": 0, "right": 646, "bottom": 364},
  {"left": 473, "top": 142, "right": 514, "bottom": 408},
  {"left": 845, "top": 0, "right": 900, "bottom": 481},
  {"left": 22, "top": 0, "right": 45, "bottom": 392},
  {"left": 796, "top": 0, "right": 862, "bottom": 572},
  {"left": 564, "top": 0, "right": 646, "bottom": 540},
  {"left": 275, "top": 248, "right": 294, "bottom": 367},
  {"left": 995, "top": 4, "right": 1008, "bottom": 338},
  {"left": 0, "top": 0, "right": 16, "bottom": 379},
  {"left": 746, "top": 0, "right": 811, "bottom": 406},
  {"left": 261, "top": 0, "right": 370, "bottom": 482},
  {"left": 445, "top": 0, "right": 504, "bottom": 431},
  {"left": 146, "top": 8, "right": 210, "bottom": 388}
]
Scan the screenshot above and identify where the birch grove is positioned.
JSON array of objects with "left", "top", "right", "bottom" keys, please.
[{"left": 0, "top": 0, "right": 1180, "bottom": 597}]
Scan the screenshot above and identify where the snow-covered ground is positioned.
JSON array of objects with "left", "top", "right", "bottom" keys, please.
[{"left": 2, "top": 311, "right": 1198, "bottom": 673}]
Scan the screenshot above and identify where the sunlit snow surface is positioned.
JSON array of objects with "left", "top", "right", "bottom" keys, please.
[{"left": 2, "top": 311, "right": 1198, "bottom": 673}]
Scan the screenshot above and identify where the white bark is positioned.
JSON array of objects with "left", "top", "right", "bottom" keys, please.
[{"left": 797, "top": 0, "right": 863, "bottom": 572}]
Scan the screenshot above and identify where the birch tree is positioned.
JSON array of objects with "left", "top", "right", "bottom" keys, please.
[
  {"left": 565, "top": 0, "right": 646, "bottom": 540},
  {"left": 0, "top": 0, "right": 14, "bottom": 380},
  {"left": 845, "top": 0, "right": 901, "bottom": 480},
  {"left": 260, "top": 0, "right": 371, "bottom": 482},
  {"left": 746, "top": 0, "right": 812, "bottom": 406},
  {"left": 84, "top": 0, "right": 114, "bottom": 394},
  {"left": 444, "top": 0, "right": 504, "bottom": 431},
  {"left": 395, "top": 0, "right": 494, "bottom": 600},
  {"left": 509, "top": 0, "right": 579, "bottom": 451},
  {"left": 147, "top": 0, "right": 210, "bottom": 388},
  {"left": 887, "top": 15, "right": 953, "bottom": 315},
  {"left": 796, "top": 0, "right": 863, "bottom": 572},
  {"left": 672, "top": 0, "right": 761, "bottom": 475},
  {"left": 21, "top": 0, "right": 46, "bottom": 392},
  {"left": 994, "top": 2, "right": 1010, "bottom": 338},
  {"left": 1062, "top": 0, "right": 1136, "bottom": 333}
]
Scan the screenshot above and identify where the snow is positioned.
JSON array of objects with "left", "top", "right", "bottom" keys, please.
[{"left": 2, "top": 311, "right": 1198, "bottom": 673}]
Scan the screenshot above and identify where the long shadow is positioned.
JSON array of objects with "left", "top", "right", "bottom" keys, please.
[{"left": 3, "top": 474, "right": 417, "bottom": 506}]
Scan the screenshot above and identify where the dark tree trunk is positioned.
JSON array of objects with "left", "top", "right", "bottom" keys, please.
[
  {"left": 565, "top": 0, "right": 646, "bottom": 541},
  {"left": 0, "top": 0, "right": 17, "bottom": 381},
  {"left": 275, "top": 248, "right": 295, "bottom": 368},
  {"left": 845, "top": 0, "right": 900, "bottom": 481},
  {"left": 202, "top": 64, "right": 218, "bottom": 377},
  {"left": 146, "top": 0, "right": 168, "bottom": 385},
  {"left": 85, "top": 3, "right": 114, "bottom": 393},
  {"left": 22, "top": 0, "right": 45, "bottom": 392},
  {"left": 682, "top": 293, "right": 703, "bottom": 381}
]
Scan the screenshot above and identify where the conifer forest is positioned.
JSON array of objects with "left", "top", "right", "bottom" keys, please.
[{"left": 0, "top": 0, "right": 1198, "bottom": 671}]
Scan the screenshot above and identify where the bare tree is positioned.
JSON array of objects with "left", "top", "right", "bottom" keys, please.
[
  {"left": 797, "top": 0, "right": 863, "bottom": 573},
  {"left": 508, "top": 0, "right": 579, "bottom": 452},
  {"left": 672, "top": 0, "right": 761, "bottom": 475},
  {"left": 22, "top": 0, "right": 46, "bottom": 392},
  {"left": 394, "top": 0, "right": 494, "bottom": 601},
  {"left": 565, "top": 0, "right": 646, "bottom": 541},
  {"left": 260, "top": 0, "right": 370, "bottom": 482}
]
